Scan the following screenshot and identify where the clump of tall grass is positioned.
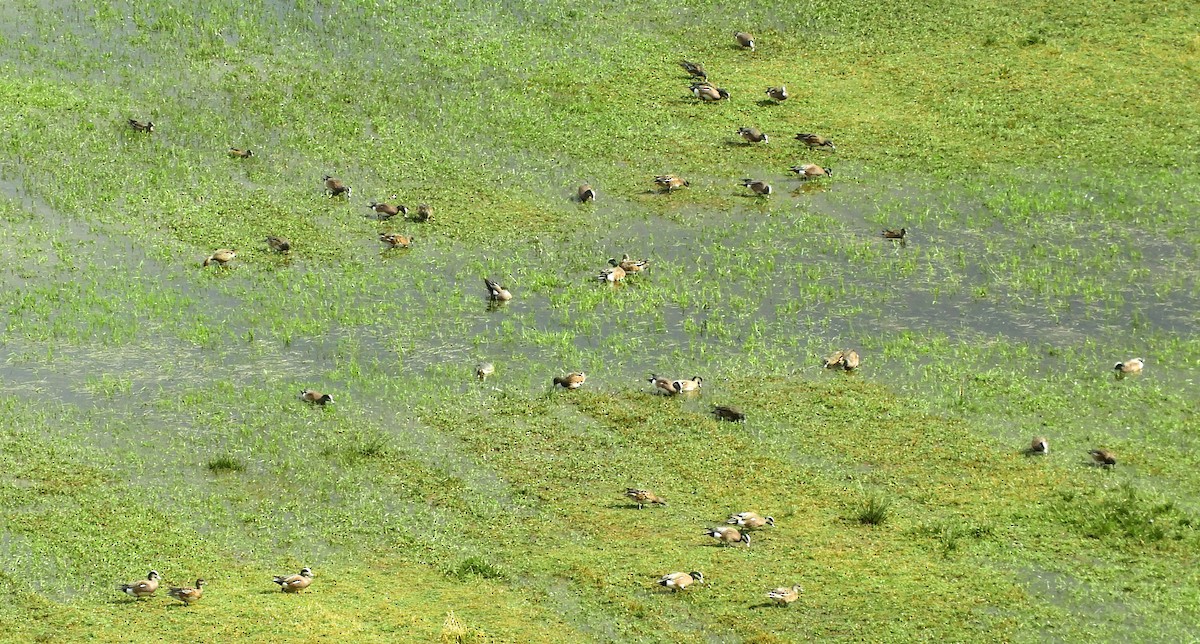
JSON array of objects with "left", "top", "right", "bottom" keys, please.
[
  {"left": 858, "top": 493, "right": 892, "bottom": 525},
  {"left": 206, "top": 455, "right": 245, "bottom": 473}
]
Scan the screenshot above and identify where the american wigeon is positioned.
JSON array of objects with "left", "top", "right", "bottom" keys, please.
[
  {"left": 577, "top": 184, "right": 596, "bottom": 203},
  {"left": 118, "top": 570, "right": 161, "bottom": 599},
  {"left": 370, "top": 201, "right": 407, "bottom": 220},
  {"left": 167, "top": 579, "right": 205, "bottom": 605},
  {"left": 768, "top": 585, "right": 802, "bottom": 605},
  {"left": 266, "top": 236, "right": 291, "bottom": 253},
  {"left": 553, "top": 372, "right": 586, "bottom": 389},
  {"left": 610, "top": 254, "right": 649, "bottom": 272},
  {"left": 379, "top": 232, "right": 414, "bottom": 249},
  {"left": 726, "top": 512, "right": 774, "bottom": 529},
  {"left": 272, "top": 567, "right": 313, "bottom": 593},
  {"left": 323, "top": 175, "right": 351, "bottom": 197},
  {"left": 1114, "top": 358, "right": 1144, "bottom": 374},
  {"left": 678, "top": 60, "right": 707, "bottom": 80},
  {"left": 476, "top": 362, "right": 495, "bottom": 381},
  {"left": 299, "top": 389, "right": 333, "bottom": 405},
  {"left": 625, "top": 488, "right": 667, "bottom": 509},
  {"left": 672, "top": 376, "right": 703, "bottom": 393},
  {"left": 1089, "top": 449, "right": 1117, "bottom": 467},
  {"left": 794, "top": 133, "right": 836, "bottom": 149},
  {"left": 1028, "top": 436, "right": 1049, "bottom": 455},
  {"left": 737, "top": 127, "right": 768, "bottom": 144},
  {"left": 227, "top": 147, "right": 253, "bottom": 158},
  {"left": 765, "top": 86, "right": 788, "bottom": 102},
  {"left": 647, "top": 375, "right": 677, "bottom": 395},
  {"left": 483, "top": 278, "right": 512, "bottom": 301},
  {"left": 202, "top": 249, "right": 236, "bottom": 267},
  {"left": 128, "top": 118, "right": 154, "bottom": 133},
  {"left": 414, "top": 203, "right": 433, "bottom": 222},
  {"left": 734, "top": 31, "right": 755, "bottom": 50},
  {"left": 654, "top": 175, "right": 689, "bottom": 192},
  {"left": 741, "top": 179, "right": 772, "bottom": 196},
  {"left": 823, "top": 350, "right": 859, "bottom": 370},
  {"left": 882, "top": 228, "right": 907, "bottom": 240},
  {"left": 658, "top": 571, "right": 703, "bottom": 591},
  {"left": 704, "top": 526, "right": 750, "bottom": 546},
  {"left": 598, "top": 264, "right": 626, "bottom": 283},
  {"left": 712, "top": 405, "right": 746, "bottom": 422},
  {"left": 691, "top": 83, "right": 730, "bottom": 101},
  {"left": 791, "top": 164, "right": 832, "bottom": 179}
]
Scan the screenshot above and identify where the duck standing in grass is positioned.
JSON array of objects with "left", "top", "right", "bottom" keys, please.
[
  {"left": 370, "top": 201, "right": 407, "bottom": 220},
  {"left": 679, "top": 60, "right": 707, "bottom": 80},
  {"left": 823, "top": 350, "right": 859, "bottom": 370},
  {"left": 741, "top": 179, "right": 772, "bottom": 197},
  {"left": 648, "top": 375, "right": 677, "bottom": 396},
  {"left": 299, "top": 389, "right": 333, "bottom": 405},
  {"left": 577, "top": 184, "right": 596, "bottom": 203},
  {"left": 323, "top": 175, "right": 351, "bottom": 197},
  {"left": 658, "top": 571, "right": 703, "bottom": 592},
  {"left": 128, "top": 118, "right": 154, "bottom": 133},
  {"left": 654, "top": 175, "right": 689, "bottom": 192},
  {"left": 734, "top": 31, "right": 755, "bottom": 50},
  {"left": 598, "top": 264, "right": 626, "bottom": 283},
  {"left": 553, "top": 372, "right": 586, "bottom": 389},
  {"left": 765, "top": 86, "right": 788, "bottom": 102},
  {"left": 795, "top": 133, "right": 836, "bottom": 150},
  {"left": 118, "top": 570, "right": 160, "bottom": 599},
  {"left": 1028, "top": 436, "right": 1049, "bottom": 455},
  {"left": 1114, "top": 358, "right": 1144, "bottom": 374},
  {"left": 1089, "top": 449, "right": 1117, "bottom": 467},
  {"left": 712, "top": 405, "right": 746, "bottom": 422},
  {"left": 737, "top": 127, "right": 768, "bottom": 144},
  {"left": 379, "top": 232, "right": 414, "bottom": 249},
  {"left": 768, "top": 585, "right": 802, "bottom": 606},
  {"left": 414, "top": 203, "right": 433, "bottom": 222},
  {"left": 202, "top": 249, "right": 236, "bottom": 267},
  {"left": 167, "top": 579, "right": 204, "bottom": 606},
  {"left": 691, "top": 83, "right": 730, "bottom": 101},
  {"left": 882, "top": 228, "right": 907, "bottom": 240},
  {"left": 476, "top": 362, "right": 495, "bottom": 381},
  {"left": 227, "top": 147, "right": 253, "bottom": 158},
  {"left": 704, "top": 526, "right": 750, "bottom": 547},
  {"left": 483, "top": 278, "right": 512, "bottom": 302},
  {"left": 272, "top": 567, "right": 313, "bottom": 593},
  {"left": 625, "top": 488, "right": 667, "bottom": 509},
  {"left": 266, "top": 236, "right": 291, "bottom": 253},
  {"left": 727, "top": 512, "right": 774, "bottom": 529}
]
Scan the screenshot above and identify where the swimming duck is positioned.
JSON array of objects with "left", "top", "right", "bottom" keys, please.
[
  {"left": 672, "top": 376, "right": 703, "bottom": 393},
  {"left": 598, "top": 264, "right": 626, "bottom": 283},
  {"left": 476, "top": 362, "right": 495, "bottom": 381},
  {"left": 484, "top": 278, "right": 512, "bottom": 301},
  {"left": 791, "top": 164, "right": 832, "bottom": 179},
  {"left": 648, "top": 375, "right": 677, "bottom": 395},
  {"left": 882, "top": 228, "right": 907, "bottom": 240},
  {"left": 610, "top": 254, "right": 649, "bottom": 273},
  {"left": 1114, "top": 358, "right": 1144, "bottom": 374}
]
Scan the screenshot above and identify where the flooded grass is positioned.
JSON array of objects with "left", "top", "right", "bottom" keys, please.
[{"left": 0, "top": 0, "right": 1198, "bottom": 641}]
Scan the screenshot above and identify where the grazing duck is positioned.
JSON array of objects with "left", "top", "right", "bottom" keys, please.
[
  {"left": 167, "top": 579, "right": 205, "bottom": 605},
  {"left": 841, "top": 350, "right": 860, "bottom": 370},
  {"left": 1028, "top": 436, "right": 1049, "bottom": 455},
  {"left": 483, "top": 278, "right": 513, "bottom": 301},
  {"left": 658, "top": 571, "right": 703, "bottom": 592},
  {"left": 476, "top": 362, "right": 495, "bottom": 381},
  {"left": 370, "top": 201, "right": 407, "bottom": 220},
  {"left": 128, "top": 118, "right": 154, "bottom": 133},
  {"left": 1089, "top": 449, "right": 1117, "bottom": 467},
  {"left": 672, "top": 376, "right": 703, "bottom": 393},
  {"left": 647, "top": 375, "right": 677, "bottom": 395},
  {"left": 791, "top": 164, "right": 832, "bottom": 179},
  {"left": 598, "top": 264, "right": 626, "bottom": 283},
  {"left": 414, "top": 203, "right": 433, "bottom": 222},
  {"left": 823, "top": 350, "right": 845, "bottom": 368},
  {"left": 741, "top": 179, "right": 772, "bottom": 196},
  {"left": 118, "top": 570, "right": 161, "bottom": 599},
  {"left": 795, "top": 133, "right": 836, "bottom": 150},
  {"left": 654, "top": 175, "right": 689, "bottom": 192},
  {"left": 553, "top": 372, "right": 587, "bottom": 389},
  {"left": 691, "top": 83, "right": 730, "bottom": 101},
  {"left": 1114, "top": 358, "right": 1144, "bottom": 374},
  {"left": 734, "top": 31, "right": 755, "bottom": 50},
  {"left": 712, "top": 405, "right": 746, "bottom": 422},
  {"left": 577, "top": 184, "right": 596, "bottom": 203},
  {"left": 266, "top": 236, "right": 291, "bottom": 253},
  {"left": 202, "top": 249, "right": 236, "bottom": 267},
  {"left": 611, "top": 254, "right": 649, "bottom": 273},
  {"left": 727, "top": 512, "right": 775, "bottom": 529},
  {"left": 299, "top": 389, "right": 333, "bottom": 405},
  {"left": 272, "top": 567, "right": 313, "bottom": 593},
  {"left": 768, "top": 585, "right": 803, "bottom": 606},
  {"left": 704, "top": 526, "right": 750, "bottom": 547},
  {"left": 227, "top": 147, "right": 253, "bottom": 158},
  {"left": 323, "top": 175, "right": 351, "bottom": 197},
  {"left": 882, "top": 228, "right": 907, "bottom": 240},
  {"left": 678, "top": 60, "right": 707, "bottom": 80},
  {"left": 625, "top": 488, "right": 667, "bottom": 509},
  {"left": 737, "top": 127, "right": 768, "bottom": 144},
  {"left": 765, "top": 86, "right": 788, "bottom": 102},
  {"left": 379, "top": 232, "right": 414, "bottom": 249}
]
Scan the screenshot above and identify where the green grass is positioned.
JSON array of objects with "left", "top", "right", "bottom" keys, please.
[{"left": 0, "top": 0, "right": 1197, "bottom": 641}]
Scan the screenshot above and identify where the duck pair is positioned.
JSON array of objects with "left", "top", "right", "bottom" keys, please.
[
  {"left": 118, "top": 571, "right": 203, "bottom": 606},
  {"left": 1027, "top": 437, "right": 1116, "bottom": 467},
  {"left": 647, "top": 375, "right": 703, "bottom": 395},
  {"left": 599, "top": 254, "right": 650, "bottom": 283}
]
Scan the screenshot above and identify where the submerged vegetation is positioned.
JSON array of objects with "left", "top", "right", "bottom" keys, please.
[{"left": 0, "top": 0, "right": 1196, "bottom": 641}]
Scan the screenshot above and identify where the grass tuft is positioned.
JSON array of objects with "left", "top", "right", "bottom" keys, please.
[
  {"left": 857, "top": 493, "right": 892, "bottom": 526},
  {"left": 206, "top": 455, "right": 245, "bottom": 473},
  {"left": 449, "top": 556, "right": 506, "bottom": 581}
]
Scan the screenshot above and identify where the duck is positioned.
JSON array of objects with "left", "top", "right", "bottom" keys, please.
[
  {"left": 1089, "top": 449, "right": 1117, "bottom": 467},
  {"left": 227, "top": 147, "right": 253, "bottom": 158},
  {"left": 414, "top": 203, "right": 433, "bottom": 222},
  {"left": 128, "top": 118, "right": 154, "bottom": 133},
  {"left": 882, "top": 228, "right": 907, "bottom": 240},
  {"left": 610, "top": 254, "right": 649, "bottom": 273},
  {"left": 727, "top": 512, "right": 775, "bottom": 529},
  {"left": 765, "top": 86, "right": 788, "bottom": 102},
  {"left": 370, "top": 201, "right": 407, "bottom": 220},
  {"left": 691, "top": 83, "right": 730, "bottom": 101},
  {"left": 272, "top": 567, "right": 314, "bottom": 593},
  {"left": 654, "top": 175, "right": 689, "bottom": 192},
  {"left": 768, "top": 585, "right": 802, "bottom": 606},
  {"left": 577, "top": 184, "right": 596, "bottom": 203},
  {"left": 1028, "top": 436, "right": 1049, "bottom": 455},
  {"left": 553, "top": 372, "right": 586, "bottom": 389},
  {"left": 841, "top": 350, "right": 861, "bottom": 370},
  {"left": 658, "top": 571, "right": 703, "bottom": 592},
  {"left": 625, "top": 488, "right": 667, "bottom": 509},
  {"left": 167, "top": 579, "right": 205, "bottom": 605},
  {"left": 476, "top": 362, "right": 495, "bottom": 381},
  {"left": 712, "top": 405, "right": 746, "bottom": 422},
  {"left": 678, "top": 60, "right": 707, "bottom": 80},
  {"left": 323, "top": 175, "right": 351, "bottom": 197},
  {"left": 379, "top": 232, "right": 414, "bottom": 249},
  {"left": 265, "top": 236, "right": 291, "bottom": 253},
  {"left": 672, "top": 376, "right": 703, "bottom": 393},
  {"left": 483, "top": 278, "right": 513, "bottom": 301},
  {"left": 118, "top": 570, "right": 160, "bottom": 599},
  {"left": 299, "top": 389, "right": 333, "bottom": 405},
  {"left": 704, "top": 526, "right": 750, "bottom": 547},
  {"left": 734, "top": 31, "right": 755, "bottom": 50},
  {"left": 202, "top": 249, "right": 236, "bottom": 267},
  {"left": 741, "top": 179, "right": 772, "bottom": 196},
  {"left": 647, "top": 375, "right": 677, "bottom": 396},
  {"left": 795, "top": 133, "right": 836, "bottom": 150},
  {"left": 598, "top": 264, "right": 626, "bottom": 283},
  {"left": 1114, "top": 358, "right": 1144, "bottom": 374},
  {"left": 791, "top": 164, "right": 832, "bottom": 179},
  {"left": 737, "top": 127, "right": 768, "bottom": 144}
]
